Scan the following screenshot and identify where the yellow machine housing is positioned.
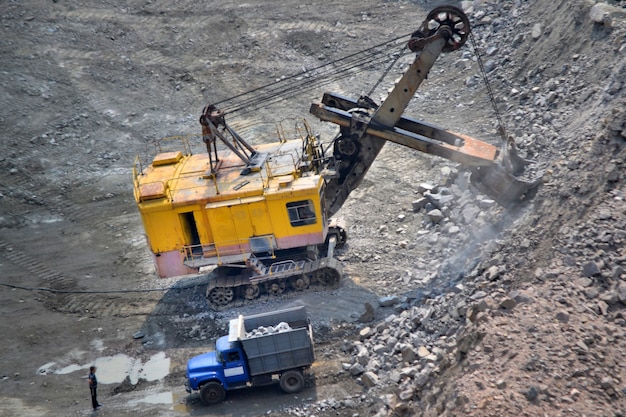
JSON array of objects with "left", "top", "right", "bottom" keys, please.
[{"left": 133, "top": 136, "right": 328, "bottom": 278}]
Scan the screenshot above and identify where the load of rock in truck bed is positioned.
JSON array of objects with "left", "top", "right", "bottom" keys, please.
[
  {"left": 244, "top": 321, "right": 292, "bottom": 338},
  {"left": 228, "top": 306, "right": 315, "bottom": 377}
]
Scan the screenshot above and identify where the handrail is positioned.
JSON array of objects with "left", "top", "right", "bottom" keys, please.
[
  {"left": 268, "top": 260, "right": 300, "bottom": 275},
  {"left": 132, "top": 155, "right": 143, "bottom": 178},
  {"left": 153, "top": 134, "right": 197, "bottom": 156},
  {"left": 182, "top": 237, "right": 273, "bottom": 266}
]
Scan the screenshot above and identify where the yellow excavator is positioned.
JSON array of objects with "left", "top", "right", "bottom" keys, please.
[{"left": 132, "top": 6, "right": 542, "bottom": 308}]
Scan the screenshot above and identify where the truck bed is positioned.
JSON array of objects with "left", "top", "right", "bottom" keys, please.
[{"left": 228, "top": 306, "right": 315, "bottom": 376}]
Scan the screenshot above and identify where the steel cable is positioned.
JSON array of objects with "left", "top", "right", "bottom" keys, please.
[
  {"left": 222, "top": 49, "right": 402, "bottom": 115},
  {"left": 213, "top": 33, "right": 413, "bottom": 116},
  {"left": 469, "top": 30, "right": 508, "bottom": 141},
  {"left": 0, "top": 280, "right": 202, "bottom": 294}
]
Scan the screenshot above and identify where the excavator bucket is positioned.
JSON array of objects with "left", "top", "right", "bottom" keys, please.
[{"left": 469, "top": 137, "right": 543, "bottom": 208}]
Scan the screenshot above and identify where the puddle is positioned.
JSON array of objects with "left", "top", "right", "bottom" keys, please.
[
  {"left": 95, "top": 351, "right": 170, "bottom": 384},
  {"left": 90, "top": 339, "right": 105, "bottom": 352},
  {"left": 38, "top": 352, "right": 170, "bottom": 385},
  {"left": 172, "top": 391, "right": 192, "bottom": 413},
  {"left": 127, "top": 392, "right": 173, "bottom": 406},
  {"left": 54, "top": 364, "right": 85, "bottom": 375}
]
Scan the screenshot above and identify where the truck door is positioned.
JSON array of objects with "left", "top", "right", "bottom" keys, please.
[{"left": 223, "top": 350, "right": 248, "bottom": 386}]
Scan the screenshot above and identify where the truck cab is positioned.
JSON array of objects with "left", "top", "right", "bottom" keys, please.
[
  {"left": 186, "top": 336, "right": 250, "bottom": 392},
  {"left": 185, "top": 306, "right": 315, "bottom": 405}
]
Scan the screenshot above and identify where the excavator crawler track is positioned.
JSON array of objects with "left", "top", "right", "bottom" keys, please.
[{"left": 205, "top": 257, "right": 342, "bottom": 310}]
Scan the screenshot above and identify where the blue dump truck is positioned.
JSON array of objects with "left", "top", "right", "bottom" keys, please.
[{"left": 185, "top": 306, "right": 315, "bottom": 405}]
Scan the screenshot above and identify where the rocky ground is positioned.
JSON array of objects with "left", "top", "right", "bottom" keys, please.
[{"left": 1, "top": 0, "right": 625, "bottom": 416}]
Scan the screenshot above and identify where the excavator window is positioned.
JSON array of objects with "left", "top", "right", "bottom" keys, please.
[{"left": 287, "top": 200, "right": 316, "bottom": 227}]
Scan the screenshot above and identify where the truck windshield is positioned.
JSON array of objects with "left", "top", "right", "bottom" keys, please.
[{"left": 215, "top": 349, "right": 224, "bottom": 364}]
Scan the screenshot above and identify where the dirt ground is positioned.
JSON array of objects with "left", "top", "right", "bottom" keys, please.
[{"left": 1, "top": 0, "right": 625, "bottom": 416}]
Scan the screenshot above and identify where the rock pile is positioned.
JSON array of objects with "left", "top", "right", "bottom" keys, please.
[
  {"left": 246, "top": 321, "right": 292, "bottom": 338},
  {"left": 331, "top": 1, "right": 626, "bottom": 415}
]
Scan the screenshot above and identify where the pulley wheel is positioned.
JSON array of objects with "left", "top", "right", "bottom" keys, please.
[
  {"left": 334, "top": 135, "right": 360, "bottom": 160},
  {"left": 409, "top": 6, "right": 470, "bottom": 53}
]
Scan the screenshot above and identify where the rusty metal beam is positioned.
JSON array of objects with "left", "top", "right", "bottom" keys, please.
[{"left": 309, "top": 102, "right": 497, "bottom": 166}]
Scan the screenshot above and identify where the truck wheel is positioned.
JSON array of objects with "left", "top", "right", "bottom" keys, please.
[
  {"left": 279, "top": 370, "right": 305, "bottom": 394},
  {"left": 200, "top": 381, "right": 225, "bottom": 405}
]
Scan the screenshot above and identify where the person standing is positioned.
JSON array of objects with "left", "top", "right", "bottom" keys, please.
[{"left": 88, "top": 366, "right": 102, "bottom": 410}]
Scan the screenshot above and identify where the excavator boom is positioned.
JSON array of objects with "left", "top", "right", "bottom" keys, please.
[{"left": 309, "top": 6, "right": 541, "bottom": 211}]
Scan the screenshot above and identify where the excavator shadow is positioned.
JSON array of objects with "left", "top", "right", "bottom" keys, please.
[
  {"left": 136, "top": 266, "right": 382, "bottom": 352},
  {"left": 133, "top": 270, "right": 376, "bottom": 414}
]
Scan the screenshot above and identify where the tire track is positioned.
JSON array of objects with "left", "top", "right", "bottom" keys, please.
[
  {"left": 0, "top": 240, "right": 64, "bottom": 282},
  {"left": 0, "top": 238, "right": 161, "bottom": 317},
  {"left": 53, "top": 292, "right": 160, "bottom": 317},
  {"left": 0, "top": 211, "right": 189, "bottom": 319},
  {"left": 0, "top": 165, "right": 115, "bottom": 231}
]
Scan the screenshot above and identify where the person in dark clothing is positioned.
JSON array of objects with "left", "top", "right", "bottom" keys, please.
[{"left": 88, "top": 366, "right": 102, "bottom": 410}]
